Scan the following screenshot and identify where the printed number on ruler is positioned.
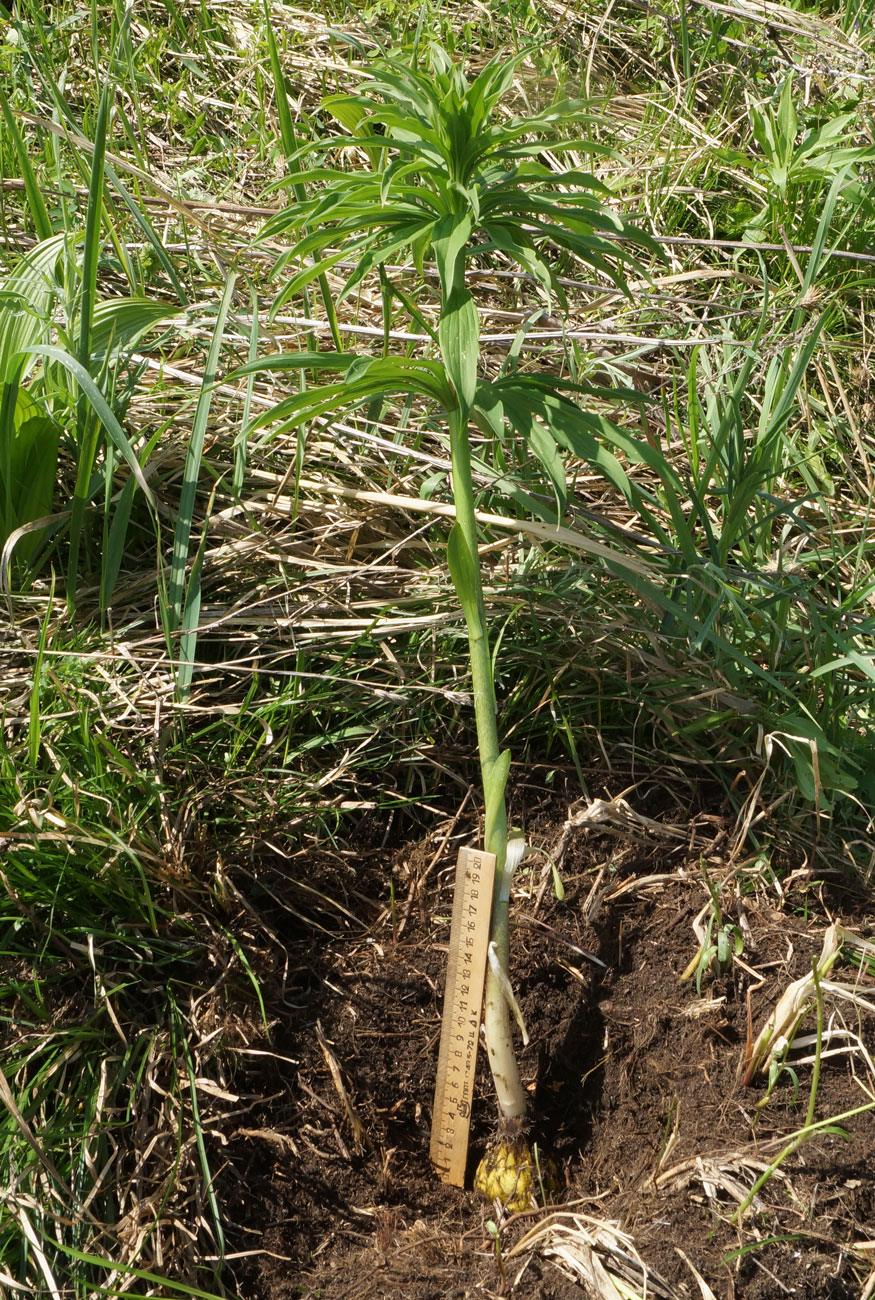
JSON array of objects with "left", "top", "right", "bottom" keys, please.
[{"left": 430, "top": 847, "right": 495, "bottom": 1187}]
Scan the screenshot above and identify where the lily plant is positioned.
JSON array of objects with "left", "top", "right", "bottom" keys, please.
[{"left": 235, "top": 43, "right": 656, "bottom": 1208}]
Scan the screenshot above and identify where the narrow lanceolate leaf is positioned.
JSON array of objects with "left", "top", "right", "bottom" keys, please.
[
  {"left": 486, "top": 387, "right": 568, "bottom": 516},
  {"left": 446, "top": 521, "right": 479, "bottom": 628},
  {"left": 483, "top": 221, "right": 559, "bottom": 302},
  {"left": 483, "top": 749, "right": 512, "bottom": 819},
  {"left": 438, "top": 288, "right": 479, "bottom": 413},
  {"left": 432, "top": 211, "right": 473, "bottom": 302},
  {"left": 231, "top": 354, "right": 456, "bottom": 424},
  {"left": 264, "top": 10, "right": 301, "bottom": 179}
]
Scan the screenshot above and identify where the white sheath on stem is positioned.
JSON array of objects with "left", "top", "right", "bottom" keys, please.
[{"left": 483, "top": 834, "right": 529, "bottom": 1121}]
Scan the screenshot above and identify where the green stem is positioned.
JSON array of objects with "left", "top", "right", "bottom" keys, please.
[
  {"left": 448, "top": 413, "right": 504, "bottom": 840},
  {"left": 448, "top": 408, "right": 526, "bottom": 1125}
]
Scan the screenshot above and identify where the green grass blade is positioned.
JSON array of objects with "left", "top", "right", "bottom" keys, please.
[
  {"left": 233, "top": 287, "right": 259, "bottom": 498},
  {"left": 100, "top": 471, "right": 136, "bottom": 611},
  {"left": 264, "top": 8, "right": 341, "bottom": 350},
  {"left": 75, "top": 82, "right": 110, "bottom": 391},
  {"left": 167, "top": 272, "right": 238, "bottom": 627},
  {"left": 176, "top": 501, "right": 209, "bottom": 701},
  {"left": 67, "top": 80, "right": 111, "bottom": 591},
  {"left": 27, "top": 575, "right": 54, "bottom": 767},
  {"left": 22, "top": 1239, "right": 229, "bottom": 1300},
  {"left": 166, "top": 274, "right": 237, "bottom": 696},
  {"left": 0, "top": 95, "right": 53, "bottom": 241}
]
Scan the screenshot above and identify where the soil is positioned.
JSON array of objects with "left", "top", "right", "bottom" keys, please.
[{"left": 216, "top": 784, "right": 875, "bottom": 1300}]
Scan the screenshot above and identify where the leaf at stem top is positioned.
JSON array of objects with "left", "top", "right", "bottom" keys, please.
[{"left": 261, "top": 44, "right": 659, "bottom": 313}]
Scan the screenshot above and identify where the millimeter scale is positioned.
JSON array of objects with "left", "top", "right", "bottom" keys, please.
[{"left": 430, "top": 847, "right": 496, "bottom": 1186}]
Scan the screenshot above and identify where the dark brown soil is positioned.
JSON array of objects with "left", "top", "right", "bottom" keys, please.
[{"left": 216, "top": 791, "right": 875, "bottom": 1300}]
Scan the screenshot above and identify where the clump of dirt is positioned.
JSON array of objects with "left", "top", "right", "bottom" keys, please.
[{"left": 216, "top": 794, "right": 875, "bottom": 1300}]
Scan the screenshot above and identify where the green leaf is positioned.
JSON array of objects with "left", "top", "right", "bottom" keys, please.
[
  {"left": 776, "top": 79, "right": 798, "bottom": 167},
  {"left": 100, "top": 470, "right": 137, "bottom": 610},
  {"left": 26, "top": 345, "right": 154, "bottom": 505},
  {"left": 484, "top": 220, "right": 558, "bottom": 301},
  {"left": 176, "top": 510, "right": 209, "bottom": 701},
  {"left": 28, "top": 573, "right": 54, "bottom": 766},
  {"left": 265, "top": 13, "right": 302, "bottom": 178},
  {"left": 432, "top": 211, "right": 473, "bottom": 301},
  {"left": 490, "top": 390, "right": 567, "bottom": 515},
  {"left": 323, "top": 93, "right": 385, "bottom": 170},
  {"left": 0, "top": 235, "right": 68, "bottom": 388},
  {"left": 0, "top": 93, "right": 53, "bottom": 242},
  {"left": 0, "top": 386, "right": 60, "bottom": 563},
  {"left": 438, "top": 287, "right": 478, "bottom": 412},
  {"left": 447, "top": 521, "right": 479, "bottom": 626},
  {"left": 232, "top": 353, "right": 456, "bottom": 427},
  {"left": 26, "top": 1238, "right": 229, "bottom": 1300},
  {"left": 167, "top": 273, "right": 238, "bottom": 636},
  {"left": 67, "top": 79, "right": 111, "bottom": 591},
  {"left": 484, "top": 748, "right": 512, "bottom": 812},
  {"left": 76, "top": 80, "right": 111, "bottom": 384},
  {"left": 87, "top": 297, "right": 182, "bottom": 365}
]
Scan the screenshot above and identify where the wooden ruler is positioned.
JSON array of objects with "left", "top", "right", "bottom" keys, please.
[{"left": 430, "top": 847, "right": 496, "bottom": 1186}]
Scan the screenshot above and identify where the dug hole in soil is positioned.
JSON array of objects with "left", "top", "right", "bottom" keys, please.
[{"left": 217, "top": 780, "right": 875, "bottom": 1300}]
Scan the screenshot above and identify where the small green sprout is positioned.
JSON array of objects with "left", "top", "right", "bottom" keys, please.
[
  {"left": 485, "top": 1218, "right": 506, "bottom": 1288},
  {"left": 680, "top": 860, "right": 743, "bottom": 993}
]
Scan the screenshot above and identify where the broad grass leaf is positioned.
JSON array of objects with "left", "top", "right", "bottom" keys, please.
[
  {"left": 0, "top": 235, "right": 68, "bottom": 387},
  {"left": 770, "top": 713, "right": 859, "bottom": 804},
  {"left": 87, "top": 298, "right": 183, "bottom": 365},
  {"left": 0, "top": 386, "right": 60, "bottom": 562},
  {"left": 811, "top": 651, "right": 875, "bottom": 684},
  {"left": 233, "top": 351, "right": 359, "bottom": 377},
  {"left": 26, "top": 344, "right": 154, "bottom": 505}
]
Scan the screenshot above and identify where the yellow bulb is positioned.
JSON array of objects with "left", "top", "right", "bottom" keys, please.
[{"left": 474, "top": 1139, "right": 560, "bottom": 1213}]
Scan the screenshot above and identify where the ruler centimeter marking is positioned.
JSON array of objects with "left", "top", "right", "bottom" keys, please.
[{"left": 430, "top": 847, "right": 496, "bottom": 1187}]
